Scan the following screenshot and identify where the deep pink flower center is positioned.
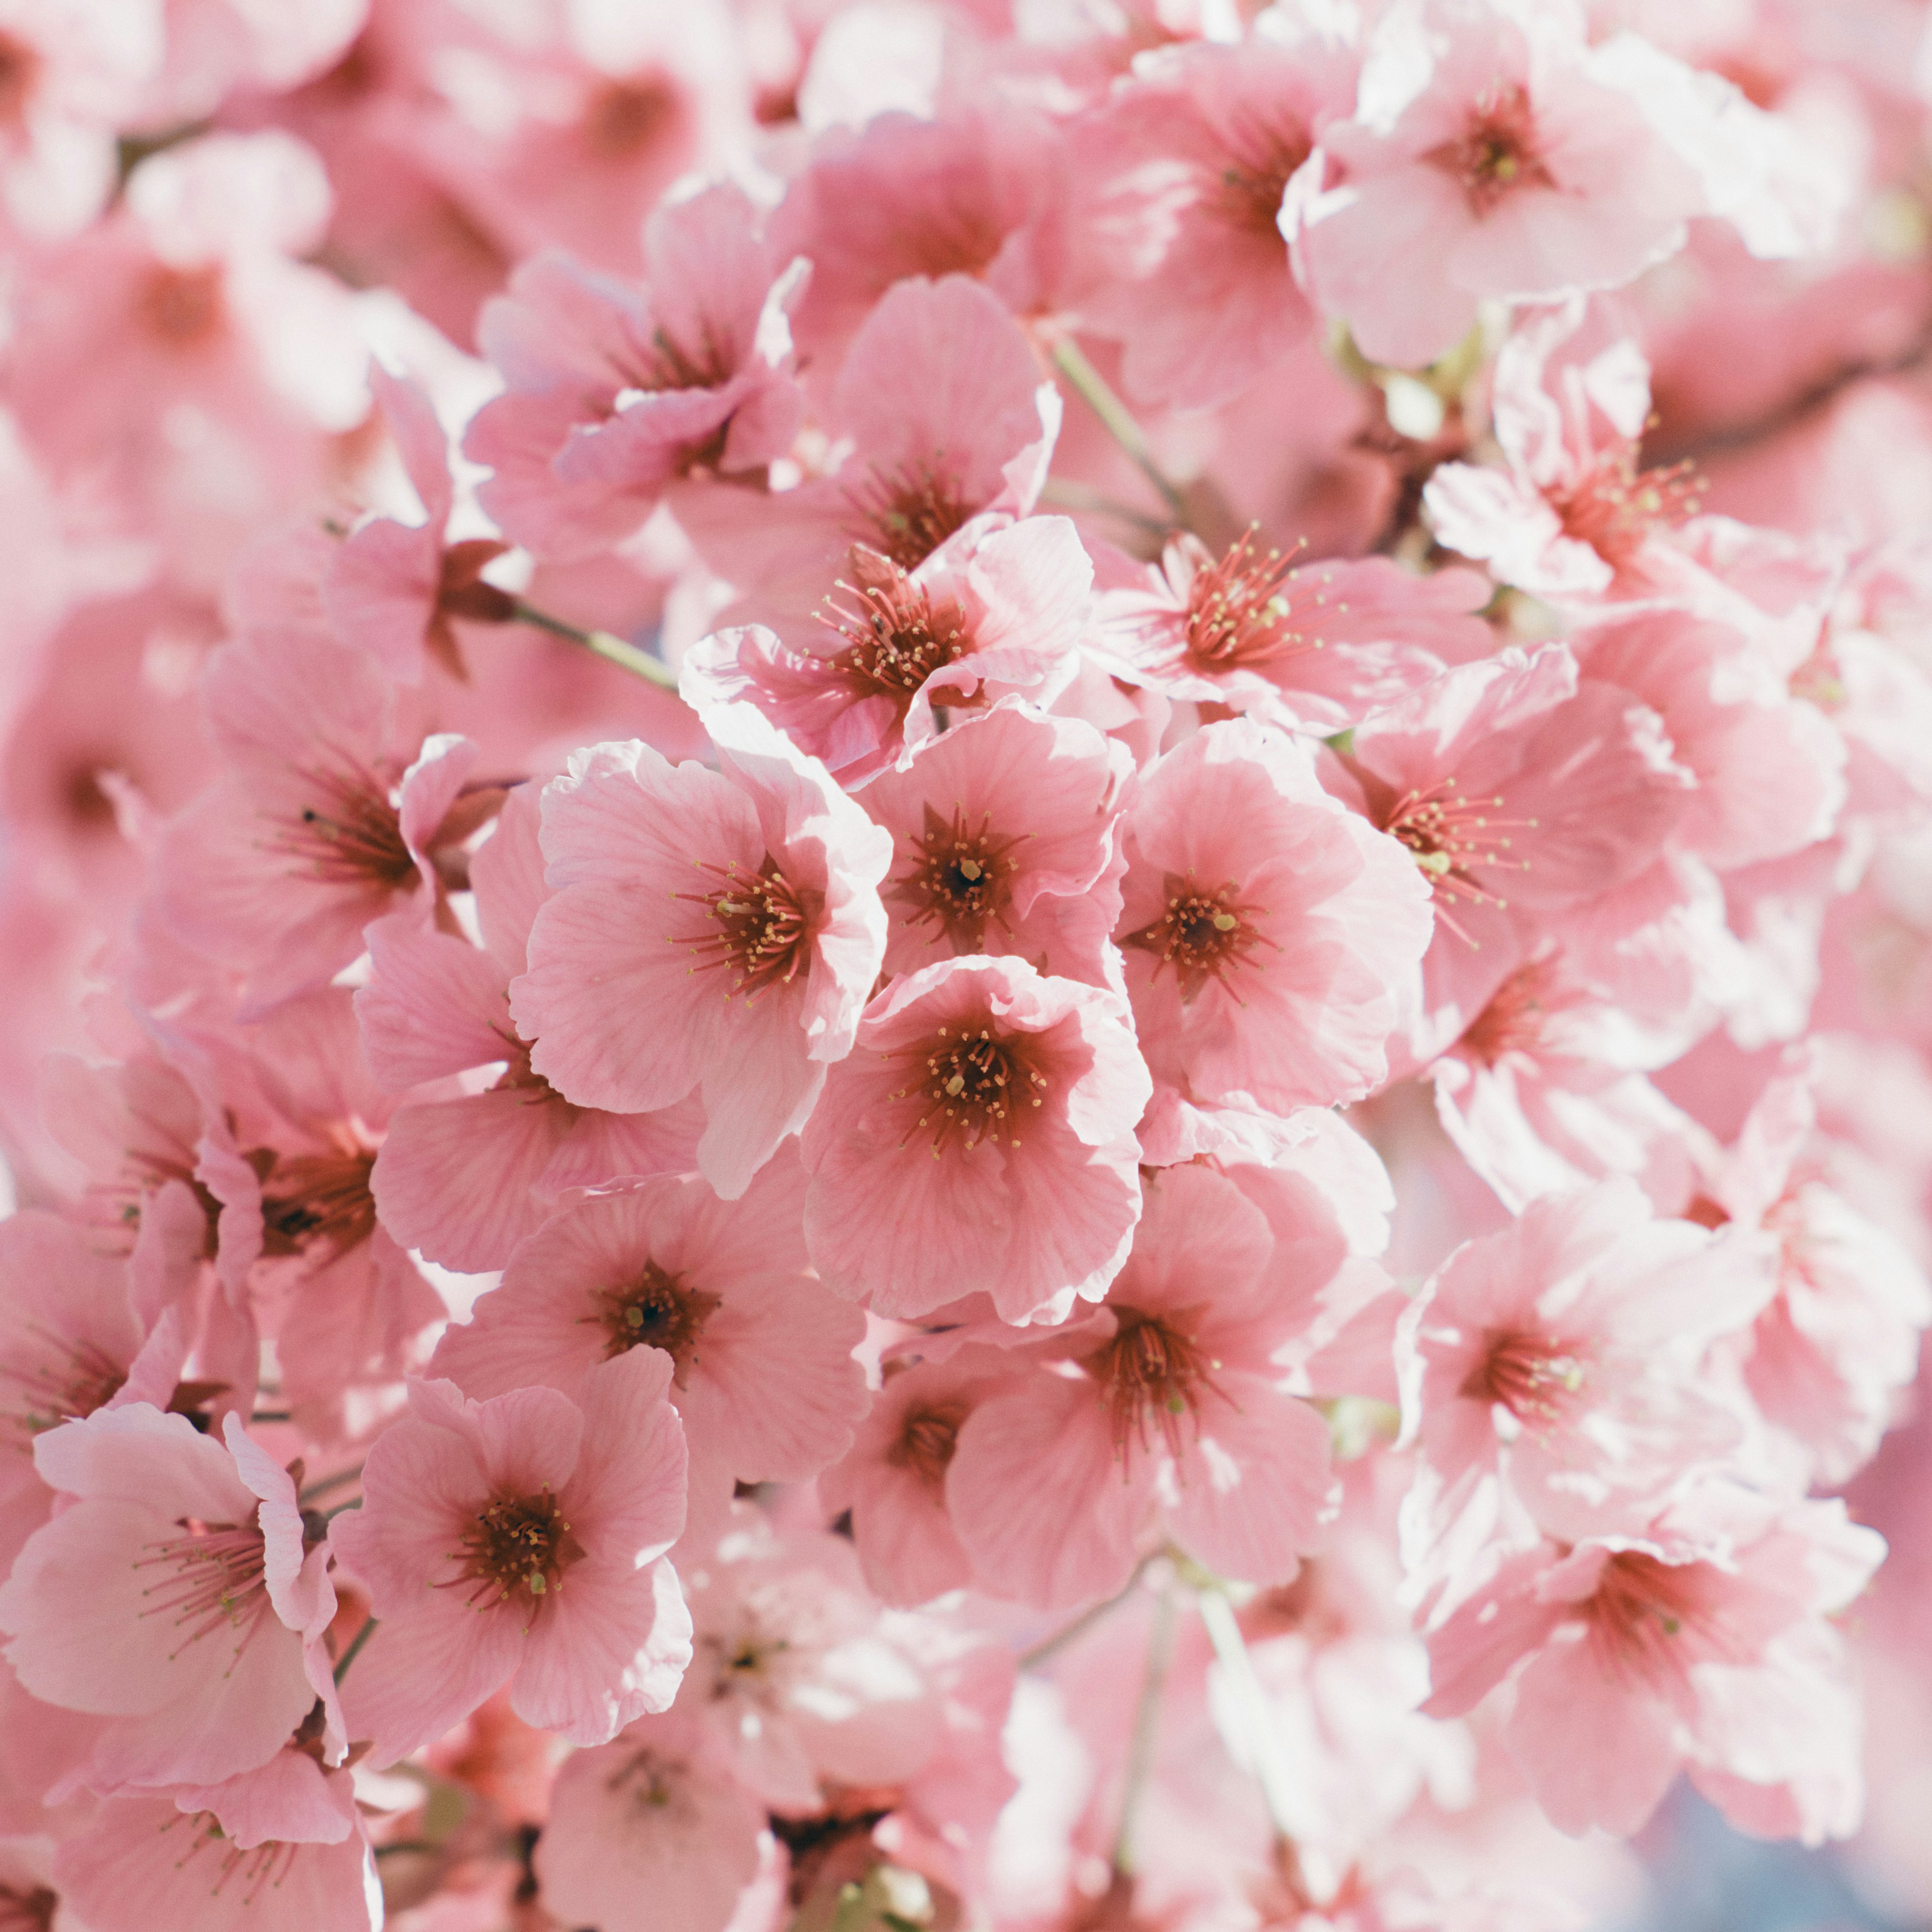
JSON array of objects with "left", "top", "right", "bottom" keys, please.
[
  {"left": 1180, "top": 527, "right": 1322, "bottom": 674},
  {"left": 581, "top": 73, "right": 682, "bottom": 162},
  {"left": 0, "top": 1883, "right": 55, "bottom": 1932},
  {"left": 675, "top": 855, "right": 816, "bottom": 999},
  {"left": 885, "top": 1398, "right": 971, "bottom": 1489},
  {"left": 135, "top": 1516, "right": 273, "bottom": 1660},
  {"left": 1214, "top": 129, "right": 1313, "bottom": 237},
  {"left": 1457, "top": 956, "right": 1559, "bottom": 1066},
  {"left": 1463, "top": 1329, "right": 1588, "bottom": 1425},
  {"left": 1553, "top": 445, "right": 1705, "bottom": 570},
  {"left": 1083, "top": 1308, "right": 1222, "bottom": 1462},
  {"left": 1123, "top": 870, "right": 1275, "bottom": 997},
  {"left": 1428, "top": 83, "right": 1553, "bottom": 216},
  {"left": 892, "top": 1024, "right": 1047, "bottom": 1155},
  {"left": 844, "top": 462, "right": 975, "bottom": 571},
  {"left": 1585, "top": 1551, "right": 1721, "bottom": 1687},
  {"left": 817, "top": 546, "right": 973, "bottom": 699},
  {"left": 2, "top": 1329, "right": 127, "bottom": 1451},
  {"left": 139, "top": 264, "right": 227, "bottom": 347},
  {"left": 443, "top": 1485, "right": 583, "bottom": 1614},
  {"left": 0, "top": 35, "right": 41, "bottom": 126},
  {"left": 891, "top": 803, "right": 1025, "bottom": 951},
  {"left": 272, "top": 760, "right": 416, "bottom": 891},
  {"left": 255, "top": 1140, "right": 379, "bottom": 1259},
  {"left": 582, "top": 1261, "right": 721, "bottom": 1388}
]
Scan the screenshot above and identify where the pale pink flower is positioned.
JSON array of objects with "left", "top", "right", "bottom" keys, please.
[
  {"left": 856, "top": 702, "right": 1130, "bottom": 989},
  {"left": 509, "top": 704, "right": 891, "bottom": 1199},
  {"left": 800, "top": 953, "right": 1151, "bottom": 1325},
  {"left": 152, "top": 628, "right": 484, "bottom": 1008},
  {"left": 0, "top": 1403, "right": 340, "bottom": 1795},
  {"left": 465, "top": 184, "right": 806, "bottom": 561},
  {"left": 358, "top": 786, "right": 702, "bottom": 1276},
  {"left": 1394, "top": 1180, "right": 1772, "bottom": 1565},
  {"left": 53, "top": 1769, "right": 380, "bottom": 1932},
  {"left": 1423, "top": 1484, "right": 1882, "bottom": 1841},
  {"left": 430, "top": 1154, "right": 866, "bottom": 1540},
  {"left": 329, "top": 1347, "right": 692, "bottom": 1763},
  {"left": 323, "top": 365, "right": 516, "bottom": 685},
  {"left": 1286, "top": 0, "right": 1709, "bottom": 368},
  {"left": 1063, "top": 34, "right": 1354, "bottom": 410},
  {"left": 681, "top": 513, "right": 1092, "bottom": 787},
  {"left": 1090, "top": 533, "right": 1492, "bottom": 735},
  {"left": 533, "top": 1710, "right": 765, "bottom": 1932},
  {"left": 1117, "top": 716, "right": 1434, "bottom": 1118},
  {"left": 947, "top": 1161, "right": 1338, "bottom": 1609},
  {"left": 1689, "top": 1067, "right": 1932, "bottom": 1489}
]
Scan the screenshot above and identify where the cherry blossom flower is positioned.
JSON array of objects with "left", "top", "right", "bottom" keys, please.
[
  {"left": 510, "top": 704, "right": 891, "bottom": 1198},
  {"left": 329, "top": 1347, "right": 692, "bottom": 1762},
  {"left": 800, "top": 953, "right": 1151, "bottom": 1325}
]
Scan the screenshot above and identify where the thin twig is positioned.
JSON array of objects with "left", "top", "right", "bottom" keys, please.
[
  {"left": 511, "top": 600, "right": 681, "bottom": 691},
  {"left": 333, "top": 1617, "right": 380, "bottom": 1685},
  {"left": 299, "top": 1464, "right": 364, "bottom": 1504},
  {"left": 1049, "top": 337, "right": 1188, "bottom": 524},
  {"left": 1112, "top": 1574, "right": 1178, "bottom": 1878},
  {"left": 1036, "top": 475, "right": 1173, "bottom": 537},
  {"left": 1017, "top": 1556, "right": 1153, "bottom": 1672}
]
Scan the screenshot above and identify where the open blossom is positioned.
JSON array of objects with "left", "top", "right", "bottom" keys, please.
[
  {"left": 1119, "top": 716, "right": 1434, "bottom": 1119},
  {"left": 947, "top": 1161, "right": 1342, "bottom": 1609},
  {"left": 0, "top": 1403, "right": 340, "bottom": 1795},
  {"left": 510, "top": 703, "right": 891, "bottom": 1199},
  {"left": 682, "top": 513, "right": 1092, "bottom": 787},
  {"left": 429, "top": 1155, "right": 867, "bottom": 1540},
  {"left": 1423, "top": 1484, "right": 1883, "bottom": 1841},
  {"left": 801, "top": 953, "right": 1151, "bottom": 1325},
  {"left": 358, "top": 785, "right": 702, "bottom": 1275},
  {"left": 1395, "top": 1180, "right": 1773, "bottom": 1566},
  {"left": 329, "top": 1348, "right": 692, "bottom": 1763},
  {"left": 465, "top": 183, "right": 807, "bottom": 561}
]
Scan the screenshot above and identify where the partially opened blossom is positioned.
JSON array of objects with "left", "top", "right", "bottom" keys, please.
[
  {"left": 1118, "top": 717, "right": 1433, "bottom": 1119},
  {"left": 466, "top": 184, "right": 806, "bottom": 560},
  {"left": 430, "top": 1155, "right": 866, "bottom": 1539},
  {"left": 1091, "top": 532, "right": 1492, "bottom": 735},
  {"left": 358, "top": 786, "right": 702, "bottom": 1276},
  {"left": 682, "top": 513, "right": 1092, "bottom": 787},
  {"left": 151, "top": 627, "right": 486, "bottom": 1007},
  {"left": 329, "top": 1347, "right": 691, "bottom": 1762},
  {"left": 510, "top": 703, "right": 891, "bottom": 1198},
  {"left": 801, "top": 953, "right": 1151, "bottom": 1325},
  {"left": 1395, "top": 1180, "right": 1772, "bottom": 1566},
  {"left": 1423, "top": 1484, "right": 1882, "bottom": 1841},
  {"left": 948, "top": 1161, "right": 1339, "bottom": 1609},
  {"left": 856, "top": 701, "right": 1130, "bottom": 988},
  {"left": 0, "top": 1403, "right": 339, "bottom": 1795}
]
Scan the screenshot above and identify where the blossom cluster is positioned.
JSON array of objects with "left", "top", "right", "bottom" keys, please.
[{"left": 4, "top": 1, "right": 1932, "bottom": 1929}]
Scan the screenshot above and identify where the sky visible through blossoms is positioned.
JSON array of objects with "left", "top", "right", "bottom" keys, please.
[{"left": 5, "top": 2, "right": 1932, "bottom": 1931}]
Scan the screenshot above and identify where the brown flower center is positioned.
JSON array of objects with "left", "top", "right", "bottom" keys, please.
[
  {"left": 272, "top": 760, "right": 417, "bottom": 891},
  {"left": 445, "top": 1486, "right": 583, "bottom": 1614},
  {"left": 139, "top": 264, "right": 226, "bottom": 347},
  {"left": 1462, "top": 1329, "right": 1587, "bottom": 1425},
  {"left": 256, "top": 1143, "right": 379, "bottom": 1259},
  {"left": 844, "top": 462, "right": 975, "bottom": 572},
  {"left": 675, "top": 856, "right": 815, "bottom": 1000},
  {"left": 891, "top": 804, "right": 1026, "bottom": 952},
  {"left": 1428, "top": 83, "right": 1552, "bottom": 216},
  {"left": 581, "top": 74, "right": 681, "bottom": 160},
  {"left": 0, "top": 1885, "right": 55, "bottom": 1932},
  {"left": 1083, "top": 1309, "right": 1221, "bottom": 1461},
  {"left": 816, "top": 546, "right": 973, "bottom": 700},
  {"left": 0, "top": 34, "right": 42, "bottom": 126},
  {"left": 1121, "top": 871, "right": 1273, "bottom": 998},
  {"left": 583, "top": 1262, "right": 721, "bottom": 1388},
  {"left": 886, "top": 1398, "right": 971, "bottom": 1488},
  {"left": 894, "top": 1025, "right": 1047, "bottom": 1155}
]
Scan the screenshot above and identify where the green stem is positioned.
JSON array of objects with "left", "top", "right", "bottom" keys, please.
[
  {"left": 333, "top": 1617, "right": 379, "bottom": 1685},
  {"left": 511, "top": 600, "right": 680, "bottom": 691},
  {"left": 1112, "top": 1575, "right": 1178, "bottom": 1878},
  {"left": 1048, "top": 337, "right": 1188, "bottom": 525},
  {"left": 324, "top": 1498, "right": 362, "bottom": 1522}
]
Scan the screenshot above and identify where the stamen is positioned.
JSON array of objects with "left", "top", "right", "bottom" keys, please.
[
  {"left": 885, "top": 1398, "right": 971, "bottom": 1488},
  {"left": 439, "top": 1485, "right": 582, "bottom": 1619},
  {"left": 890, "top": 1025, "right": 1048, "bottom": 1155},
  {"left": 1585, "top": 1552, "right": 1730, "bottom": 1689},
  {"left": 1553, "top": 443, "right": 1705, "bottom": 571},
  {"left": 265, "top": 759, "right": 415, "bottom": 891},
  {"left": 672, "top": 855, "right": 814, "bottom": 1000},
  {"left": 813, "top": 545, "right": 973, "bottom": 701},
  {"left": 1082, "top": 1309, "right": 1224, "bottom": 1463},
  {"left": 1381, "top": 777, "right": 1536, "bottom": 942},
  {"left": 579, "top": 1262, "right": 721, "bottom": 1387},
  {"left": 133, "top": 1517, "right": 272, "bottom": 1662},
  {"left": 1462, "top": 1330, "right": 1588, "bottom": 1426},
  {"left": 843, "top": 462, "right": 974, "bottom": 571},
  {"left": 1457, "top": 955, "right": 1565, "bottom": 1066},
  {"left": 1177, "top": 527, "right": 1319, "bottom": 675},
  {"left": 891, "top": 804, "right": 1028, "bottom": 951},
  {"left": 1120, "top": 869, "right": 1277, "bottom": 999},
  {"left": 1426, "top": 83, "right": 1553, "bottom": 216},
  {"left": 1, "top": 1326, "right": 127, "bottom": 1449}
]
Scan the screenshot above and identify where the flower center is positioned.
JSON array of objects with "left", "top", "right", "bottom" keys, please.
[
  {"left": 675, "top": 855, "right": 815, "bottom": 1000},
  {"left": 1457, "top": 956, "right": 1561, "bottom": 1066},
  {"left": 583, "top": 1262, "right": 721, "bottom": 1388},
  {"left": 1553, "top": 446, "right": 1704, "bottom": 570},
  {"left": 156, "top": 1813, "right": 299, "bottom": 1906},
  {"left": 1462, "top": 1330, "right": 1588, "bottom": 1426},
  {"left": 1382, "top": 778, "right": 1533, "bottom": 938},
  {"left": 2, "top": 1329, "right": 127, "bottom": 1451},
  {"left": 1214, "top": 131, "right": 1312, "bottom": 236},
  {"left": 1121, "top": 871, "right": 1273, "bottom": 998},
  {"left": 0, "top": 1885, "right": 55, "bottom": 1932},
  {"left": 135, "top": 1516, "right": 272, "bottom": 1661},
  {"left": 893, "top": 1025, "right": 1046, "bottom": 1155},
  {"left": 1429, "top": 83, "right": 1552, "bottom": 216},
  {"left": 0, "top": 35, "right": 40, "bottom": 125},
  {"left": 844, "top": 463, "right": 975, "bottom": 572},
  {"left": 581, "top": 74, "right": 681, "bottom": 160},
  {"left": 1585, "top": 1551, "right": 1721, "bottom": 1687},
  {"left": 139, "top": 264, "right": 226, "bottom": 347},
  {"left": 816, "top": 546, "right": 973, "bottom": 700},
  {"left": 891, "top": 804, "right": 1026, "bottom": 952},
  {"left": 1082, "top": 1309, "right": 1221, "bottom": 1462},
  {"left": 445, "top": 1486, "right": 582, "bottom": 1614},
  {"left": 272, "top": 761, "right": 416, "bottom": 891},
  {"left": 1180, "top": 528, "right": 1320, "bottom": 674},
  {"left": 886, "top": 1399, "right": 971, "bottom": 1488},
  {"left": 256, "top": 1141, "right": 379, "bottom": 1259}
]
